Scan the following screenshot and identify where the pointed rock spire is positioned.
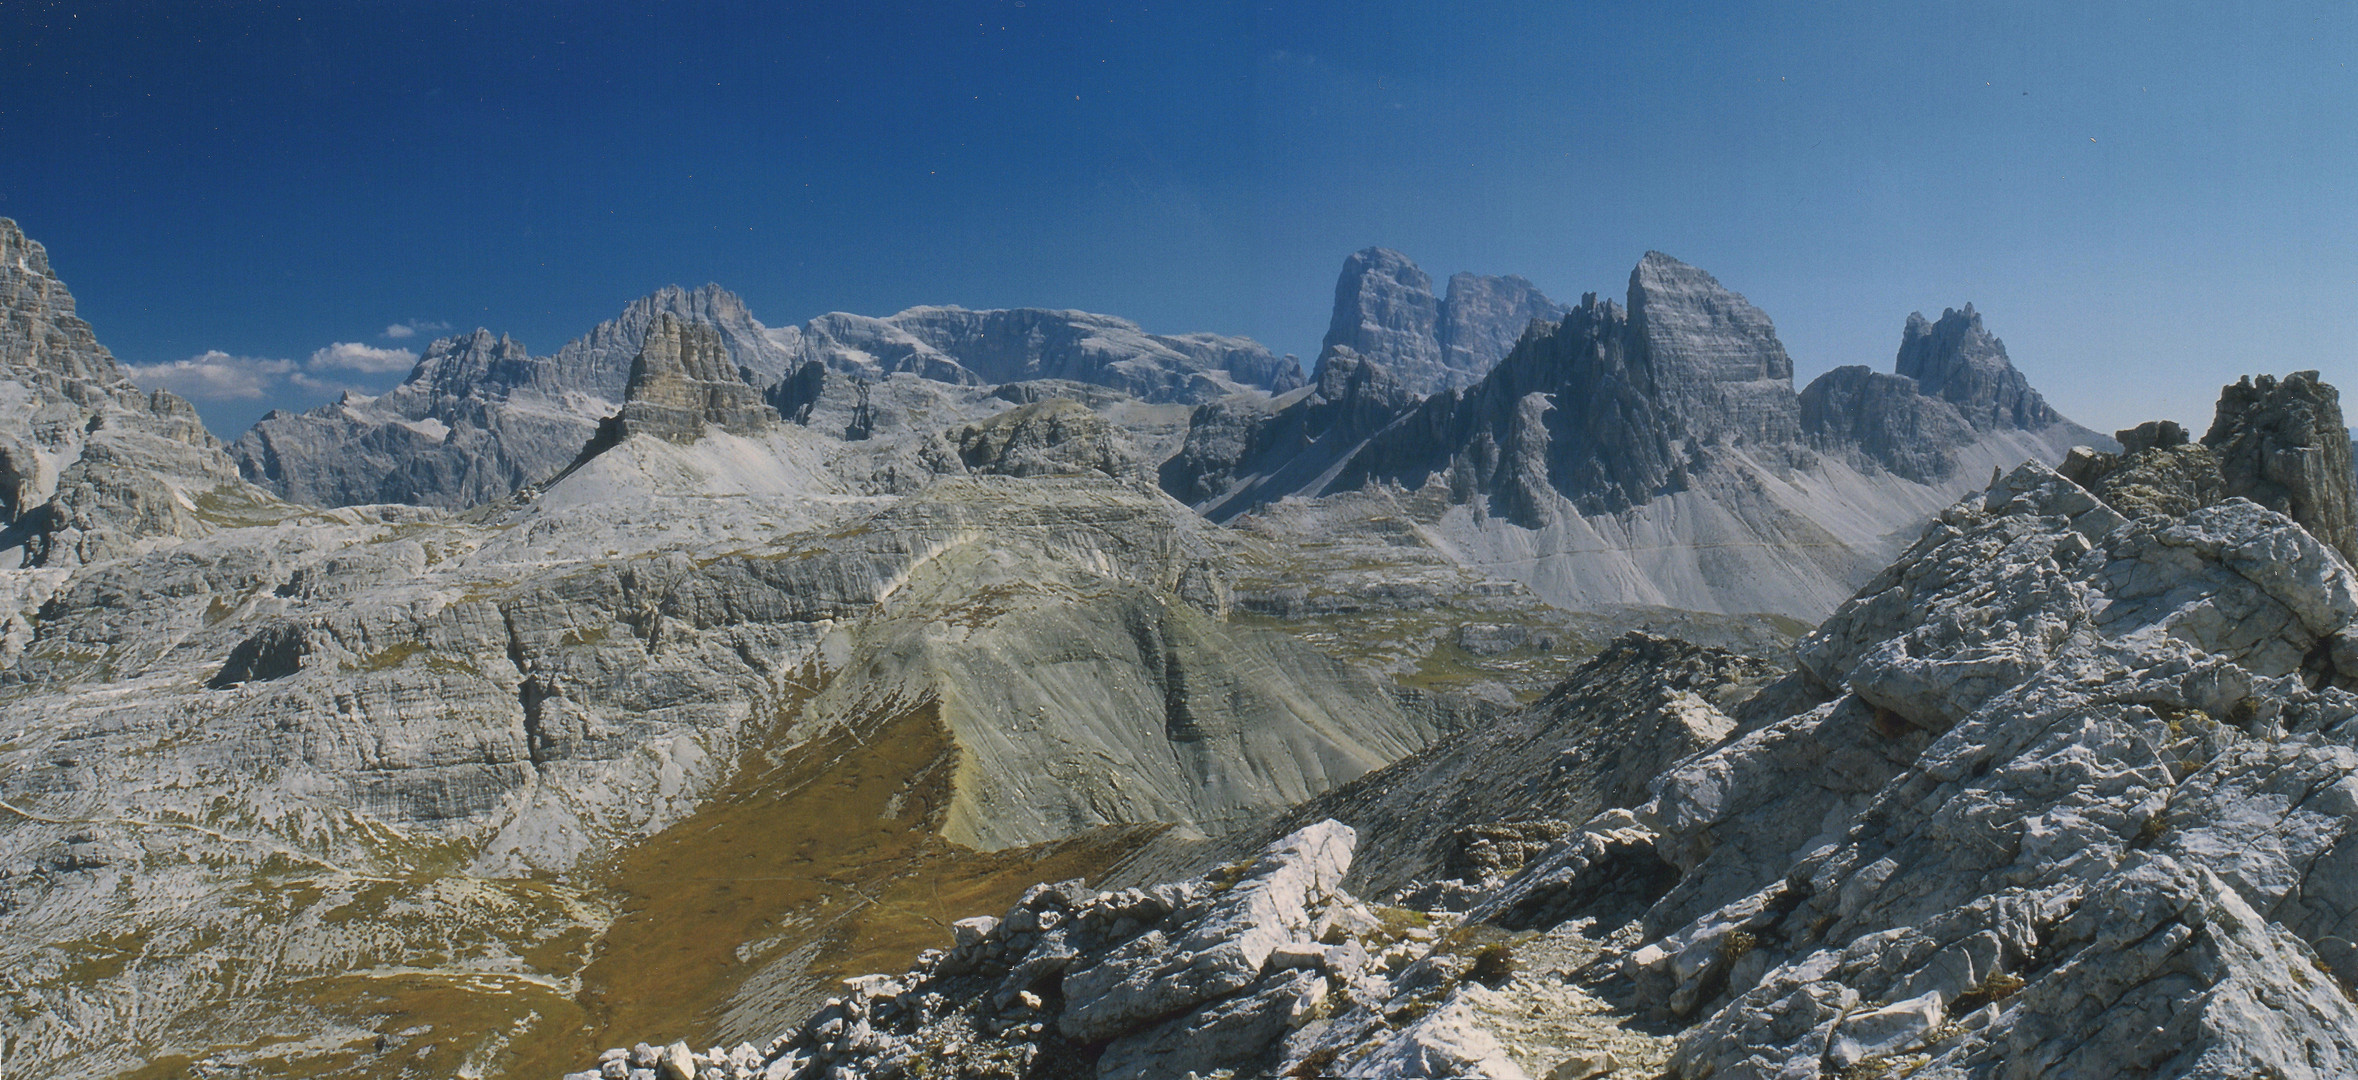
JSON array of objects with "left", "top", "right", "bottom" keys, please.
[
  {"left": 1893, "top": 304, "right": 2061, "bottom": 431},
  {"left": 613, "top": 312, "right": 779, "bottom": 443}
]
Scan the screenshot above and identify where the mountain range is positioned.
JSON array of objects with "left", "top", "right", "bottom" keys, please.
[{"left": 11, "top": 214, "right": 2357, "bottom": 1080}]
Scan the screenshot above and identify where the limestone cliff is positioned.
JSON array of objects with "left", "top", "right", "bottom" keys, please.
[{"left": 0, "top": 217, "right": 253, "bottom": 569}]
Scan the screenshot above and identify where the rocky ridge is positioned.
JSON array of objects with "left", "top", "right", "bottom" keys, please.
[
  {"left": 570, "top": 372, "right": 2358, "bottom": 1080},
  {"left": 0, "top": 216, "right": 255, "bottom": 571},
  {"left": 1169, "top": 249, "right": 2108, "bottom": 618},
  {"left": 1321, "top": 248, "right": 1569, "bottom": 398},
  {"left": 233, "top": 292, "right": 1300, "bottom": 511}
]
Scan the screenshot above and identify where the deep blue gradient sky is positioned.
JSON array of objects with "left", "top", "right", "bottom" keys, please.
[{"left": 3, "top": 1, "right": 2352, "bottom": 437}]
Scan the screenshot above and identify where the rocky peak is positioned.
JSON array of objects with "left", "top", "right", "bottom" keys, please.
[
  {"left": 1321, "top": 247, "right": 1445, "bottom": 395},
  {"left": 1319, "top": 249, "right": 1567, "bottom": 398},
  {"left": 1894, "top": 304, "right": 2062, "bottom": 431},
  {"left": 547, "top": 282, "right": 800, "bottom": 401},
  {"left": 2203, "top": 370, "right": 2358, "bottom": 565},
  {"left": 0, "top": 216, "right": 132, "bottom": 387},
  {"left": 1625, "top": 251, "right": 1801, "bottom": 447},
  {"left": 414, "top": 327, "right": 532, "bottom": 402},
  {"left": 1438, "top": 272, "right": 1570, "bottom": 382},
  {"left": 611, "top": 312, "right": 779, "bottom": 443},
  {"left": 0, "top": 218, "right": 246, "bottom": 566}
]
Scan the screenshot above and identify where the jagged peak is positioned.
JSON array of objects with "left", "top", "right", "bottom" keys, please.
[{"left": 0, "top": 216, "right": 54, "bottom": 279}]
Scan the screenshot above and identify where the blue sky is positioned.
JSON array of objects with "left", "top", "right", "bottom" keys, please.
[{"left": 2, "top": 1, "right": 2351, "bottom": 437}]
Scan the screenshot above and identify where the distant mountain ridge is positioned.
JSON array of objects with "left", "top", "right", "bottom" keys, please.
[
  {"left": 1163, "top": 249, "right": 2110, "bottom": 617},
  {"left": 233, "top": 287, "right": 1303, "bottom": 509},
  {"left": 1322, "top": 247, "right": 1569, "bottom": 397}
]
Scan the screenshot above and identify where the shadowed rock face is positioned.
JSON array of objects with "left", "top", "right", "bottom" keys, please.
[
  {"left": 0, "top": 217, "right": 248, "bottom": 568},
  {"left": 612, "top": 313, "right": 779, "bottom": 443},
  {"left": 1894, "top": 304, "right": 2064, "bottom": 431},
  {"left": 1798, "top": 367, "right": 1978, "bottom": 483},
  {"left": 1439, "top": 271, "right": 1570, "bottom": 380},
  {"left": 2204, "top": 370, "right": 2357, "bottom": 566},
  {"left": 1337, "top": 293, "right": 1682, "bottom": 525}
]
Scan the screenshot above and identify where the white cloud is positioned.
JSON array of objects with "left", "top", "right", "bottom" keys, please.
[
  {"left": 383, "top": 320, "right": 450, "bottom": 340},
  {"left": 310, "top": 341, "right": 419, "bottom": 374},
  {"left": 125, "top": 351, "right": 297, "bottom": 401}
]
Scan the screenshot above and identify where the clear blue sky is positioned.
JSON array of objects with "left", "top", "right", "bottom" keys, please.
[{"left": 3, "top": 1, "right": 2351, "bottom": 437}]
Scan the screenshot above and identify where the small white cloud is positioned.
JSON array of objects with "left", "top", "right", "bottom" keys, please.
[
  {"left": 125, "top": 351, "right": 297, "bottom": 401},
  {"left": 310, "top": 341, "right": 419, "bottom": 374},
  {"left": 383, "top": 320, "right": 450, "bottom": 341}
]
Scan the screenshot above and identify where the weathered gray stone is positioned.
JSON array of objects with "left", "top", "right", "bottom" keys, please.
[
  {"left": 2204, "top": 369, "right": 2358, "bottom": 566},
  {"left": 611, "top": 313, "right": 778, "bottom": 443}
]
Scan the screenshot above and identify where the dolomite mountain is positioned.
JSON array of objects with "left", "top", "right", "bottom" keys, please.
[
  {"left": 565, "top": 373, "right": 2358, "bottom": 1080},
  {"left": 234, "top": 290, "right": 1304, "bottom": 510},
  {"left": 1166, "top": 250, "right": 2107, "bottom": 619},
  {"left": 1320, "top": 246, "right": 1569, "bottom": 397},
  {"left": 4, "top": 218, "right": 1512, "bottom": 1080},
  {"left": 231, "top": 284, "right": 800, "bottom": 509},
  {"left": 0, "top": 218, "right": 257, "bottom": 574},
  {"left": 13, "top": 211, "right": 2357, "bottom": 1080}
]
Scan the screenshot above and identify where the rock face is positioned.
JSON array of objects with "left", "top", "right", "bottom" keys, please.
[
  {"left": 0, "top": 217, "right": 252, "bottom": 568},
  {"left": 551, "top": 283, "right": 804, "bottom": 394},
  {"left": 609, "top": 313, "right": 779, "bottom": 443},
  {"left": 1798, "top": 366, "right": 1978, "bottom": 483},
  {"left": 1324, "top": 248, "right": 1445, "bottom": 393},
  {"left": 1894, "top": 304, "right": 2064, "bottom": 431},
  {"left": 1169, "top": 250, "right": 2107, "bottom": 618},
  {"left": 1320, "top": 248, "right": 1568, "bottom": 397},
  {"left": 1625, "top": 252, "right": 1803, "bottom": 448},
  {"left": 1335, "top": 294, "right": 1680, "bottom": 525},
  {"left": 1438, "top": 272, "right": 1570, "bottom": 381},
  {"left": 2202, "top": 370, "right": 2357, "bottom": 565}
]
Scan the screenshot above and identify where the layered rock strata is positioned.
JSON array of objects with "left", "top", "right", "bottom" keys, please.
[{"left": 609, "top": 313, "right": 779, "bottom": 443}]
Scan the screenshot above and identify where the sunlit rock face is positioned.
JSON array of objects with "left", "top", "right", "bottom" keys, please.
[
  {"left": 610, "top": 312, "right": 779, "bottom": 443},
  {"left": 0, "top": 216, "right": 251, "bottom": 569}
]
